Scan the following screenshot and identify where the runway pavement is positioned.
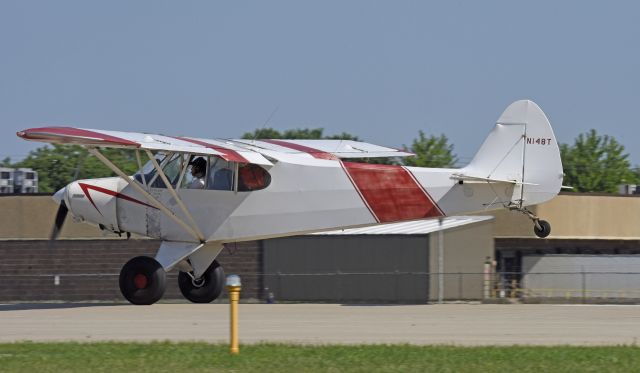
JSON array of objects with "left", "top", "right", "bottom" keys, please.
[{"left": 1, "top": 303, "right": 639, "bottom": 345}]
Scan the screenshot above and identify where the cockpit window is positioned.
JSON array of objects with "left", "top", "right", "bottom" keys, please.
[
  {"left": 135, "top": 153, "right": 187, "bottom": 189},
  {"left": 181, "top": 156, "right": 207, "bottom": 189},
  {"left": 207, "top": 158, "right": 233, "bottom": 190},
  {"left": 238, "top": 163, "right": 271, "bottom": 191},
  {"left": 134, "top": 154, "right": 166, "bottom": 186},
  {"left": 134, "top": 152, "right": 271, "bottom": 192},
  {"left": 161, "top": 154, "right": 184, "bottom": 187}
]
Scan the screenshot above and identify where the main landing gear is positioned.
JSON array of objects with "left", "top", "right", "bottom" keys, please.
[
  {"left": 509, "top": 206, "right": 552, "bottom": 238},
  {"left": 119, "top": 256, "right": 226, "bottom": 305},
  {"left": 119, "top": 256, "right": 167, "bottom": 305},
  {"left": 178, "top": 260, "right": 225, "bottom": 303}
]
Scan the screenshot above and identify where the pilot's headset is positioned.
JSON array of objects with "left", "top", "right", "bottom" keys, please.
[{"left": 189, "top": 157, "right": 207, "bottom": 177}]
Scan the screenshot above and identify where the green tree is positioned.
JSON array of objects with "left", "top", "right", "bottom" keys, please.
[
  {"left": 241, "top": 128, "right": 286, "bottom": 140},
  {"left": 15, "top": 145, "right": 138, "bottom": 193},
  {"left": 0, "top": 157, "right": 11, "bottom": 167},
  {"left": 560, "top": 129, "right": 636, "bottom": 193},
  {"left": 402, "top": 131, "right": 457, "bottom": 168},
  {"left": 241, "top": 127, "right": 360, "bottom": 141},
  {"left": 633, "top": 166, "right": 640, "bottom": 184}
]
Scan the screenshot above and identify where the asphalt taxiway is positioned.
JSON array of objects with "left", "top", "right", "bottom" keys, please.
[{"left": 1, "top": 303, "right": 638, "bottom": 345}]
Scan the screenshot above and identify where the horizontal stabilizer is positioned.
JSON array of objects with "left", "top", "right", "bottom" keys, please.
[{"left": 451, "top": 173, "right": 539, "bottom": 186}]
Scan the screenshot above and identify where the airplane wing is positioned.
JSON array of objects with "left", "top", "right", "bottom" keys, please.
[
  {"left": 230, "top": 139, "right": 414, "bottom": 159},
  {"left": 17, "top": 126, "right": 413, "bottom": 163},
  {"left": 16, "top": 126, "right": 273, "bottom": 166}
]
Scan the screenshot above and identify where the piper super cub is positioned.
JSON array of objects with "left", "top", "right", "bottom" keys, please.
[{"left": 17, "top": 100, "right": 563, "bottom": 305}]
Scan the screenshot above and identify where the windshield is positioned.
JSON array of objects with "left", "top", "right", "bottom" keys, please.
[
  {"left": 134, "top": 153, "right": 186, "bottom": 188},
  {"left": 133, "top": 152, "right": 270, "bottom": 191},
  {"left": 136, "top": 154, "right": 167, "bottom": 177}
]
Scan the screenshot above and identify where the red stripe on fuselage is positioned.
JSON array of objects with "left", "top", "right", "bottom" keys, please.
[
  {"left": 79, "top": 183, "right": 157, "bottom": 215},
  {"left": 174, "top": 137, "right": 249, "bottom": 163},
  {"left": 339, "top": 161, "right": 380, "bottom": 223},
  {"left": 341, "top": 162, "right": 443, "bottom": 223},
  {"left": 262, "top": 140, "right": 338, "bottom": 160},
  {"left": 403, "top": 166, "right": 446, "bottom": 216}
]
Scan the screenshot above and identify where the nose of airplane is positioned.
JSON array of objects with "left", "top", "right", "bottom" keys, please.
[
  {"left": 64, "top": 178, "right": 122, "bottom": 233},
  {"left": 52, "top": 186, "right": 67, "bottom": 205}
]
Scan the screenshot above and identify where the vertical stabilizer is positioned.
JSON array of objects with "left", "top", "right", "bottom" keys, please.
[{"left": 464, "top": 100, "right": 563, "bottom": 207}]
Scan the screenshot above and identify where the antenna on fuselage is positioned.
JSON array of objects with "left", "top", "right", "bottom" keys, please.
[{"left": 252, "top": 105, "right": 280, "bottom": 142}]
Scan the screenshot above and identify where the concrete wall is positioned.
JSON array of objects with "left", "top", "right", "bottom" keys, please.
[
  {"left": 0, "top": 195, "right": 106, "bottom": 239},
  {"left": 536, "top": 194, "right": 640, "bottom": 239},
  {"left": 428, "top": 220, "right": 494, "bottom": 300},
  {"left": 488, "top": 193, "right": 640, "bottom": 239}
]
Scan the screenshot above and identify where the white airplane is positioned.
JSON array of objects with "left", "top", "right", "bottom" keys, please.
[{"left": 17, "top": 100, "right": 563, "bottom": 305}]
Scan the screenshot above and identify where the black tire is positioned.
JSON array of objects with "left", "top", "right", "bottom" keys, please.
[
  {"left": 178, "top": 260, "right": 225, "bottom": 303},
  {"left": 119, "top": 256, "right": 166, "bottom": 305},
  {"left": 534, "top": 220, "right": 551, "bottom": 238}
]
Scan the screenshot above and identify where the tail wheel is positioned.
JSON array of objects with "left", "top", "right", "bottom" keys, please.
[
  {"left": 178, "top": 260, "right": 225, "bottom": 303},
  {"left": 119, "top": 256, "right": 166, "bottom": 305},
  {"left": 534, "top": 220, "right": 551, "bottom": 238}
]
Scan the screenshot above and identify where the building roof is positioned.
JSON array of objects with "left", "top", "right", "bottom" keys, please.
[{"left": 313, "top": 216, "right": 494, "bottom": 235}]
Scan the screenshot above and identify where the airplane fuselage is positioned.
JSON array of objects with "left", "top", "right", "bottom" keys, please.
[{"left": 64, "top": 158, "right": 518, "bottom": 244}]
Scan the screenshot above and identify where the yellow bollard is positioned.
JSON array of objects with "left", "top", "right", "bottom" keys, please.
[{"left": 226, "top": 274, "right": 242, "bottom": 355}]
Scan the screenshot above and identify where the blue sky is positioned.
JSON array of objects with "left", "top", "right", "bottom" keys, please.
[{"left": 2, "top": 1, "right": 639, "bottom": 166}]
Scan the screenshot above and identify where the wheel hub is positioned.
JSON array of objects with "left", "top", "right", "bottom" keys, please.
[
  {"left": 191, "top": 277, "right": 205, "bottom": 288},
  {"left": 134, "top": 273, "right": 148, "bottom": 289}
]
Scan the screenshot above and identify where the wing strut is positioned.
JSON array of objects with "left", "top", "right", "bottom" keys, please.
[
  {"left": 134, "top": 150, "right": 147, "bottom": 188},
  {"left": 145, "top": 150, "right": 205, "bottom": 241},
  {"left": 87, "top": 148, "right": 203, "bottom": 242}
]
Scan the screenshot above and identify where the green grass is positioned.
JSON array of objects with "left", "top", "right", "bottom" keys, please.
[{"left": 0, "top": 342, "right": 639, "bottom": 372}]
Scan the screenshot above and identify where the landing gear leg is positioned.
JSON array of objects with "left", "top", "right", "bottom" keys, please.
[
  {"left": 533, "top": 219, "right": 551, "bottom": 238},
  {"left": 119, "top": 256, "right": 167, "bottom": 305},
  {"left": 509, "top": 206, "right": 551, "bottom": 238}
]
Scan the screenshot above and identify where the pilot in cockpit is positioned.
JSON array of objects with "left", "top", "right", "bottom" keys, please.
[{"left": 187, "top": 157, "right": 207, "bottom": 189}]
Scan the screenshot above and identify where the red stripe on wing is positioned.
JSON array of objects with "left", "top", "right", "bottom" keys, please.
[
  {"left": 17, "top": 127, "right": 139, "bottom": 147},
  {"left": 341, "top": 162, "right": 443, "bottom": 223},
  {"left": 174, "top": 137, "right": 249, "bottom": 163},
  {"left": 262, "top": 139, "right": 338, "bottom": 160}
]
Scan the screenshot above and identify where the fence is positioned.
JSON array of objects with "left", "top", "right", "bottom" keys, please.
[
  {"left": 2, "top": 270, "right": 640, "bottom": 303},
  {"left": 508, "top": 271, "right": 640, "bottom": 302},
  {"left": 0, "top": 271, "right": 634, "bottom": 302}
]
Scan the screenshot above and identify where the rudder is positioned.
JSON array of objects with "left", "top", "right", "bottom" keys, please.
[{"left": 463, "top": 100, "right": 563, "bottom": 207}]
